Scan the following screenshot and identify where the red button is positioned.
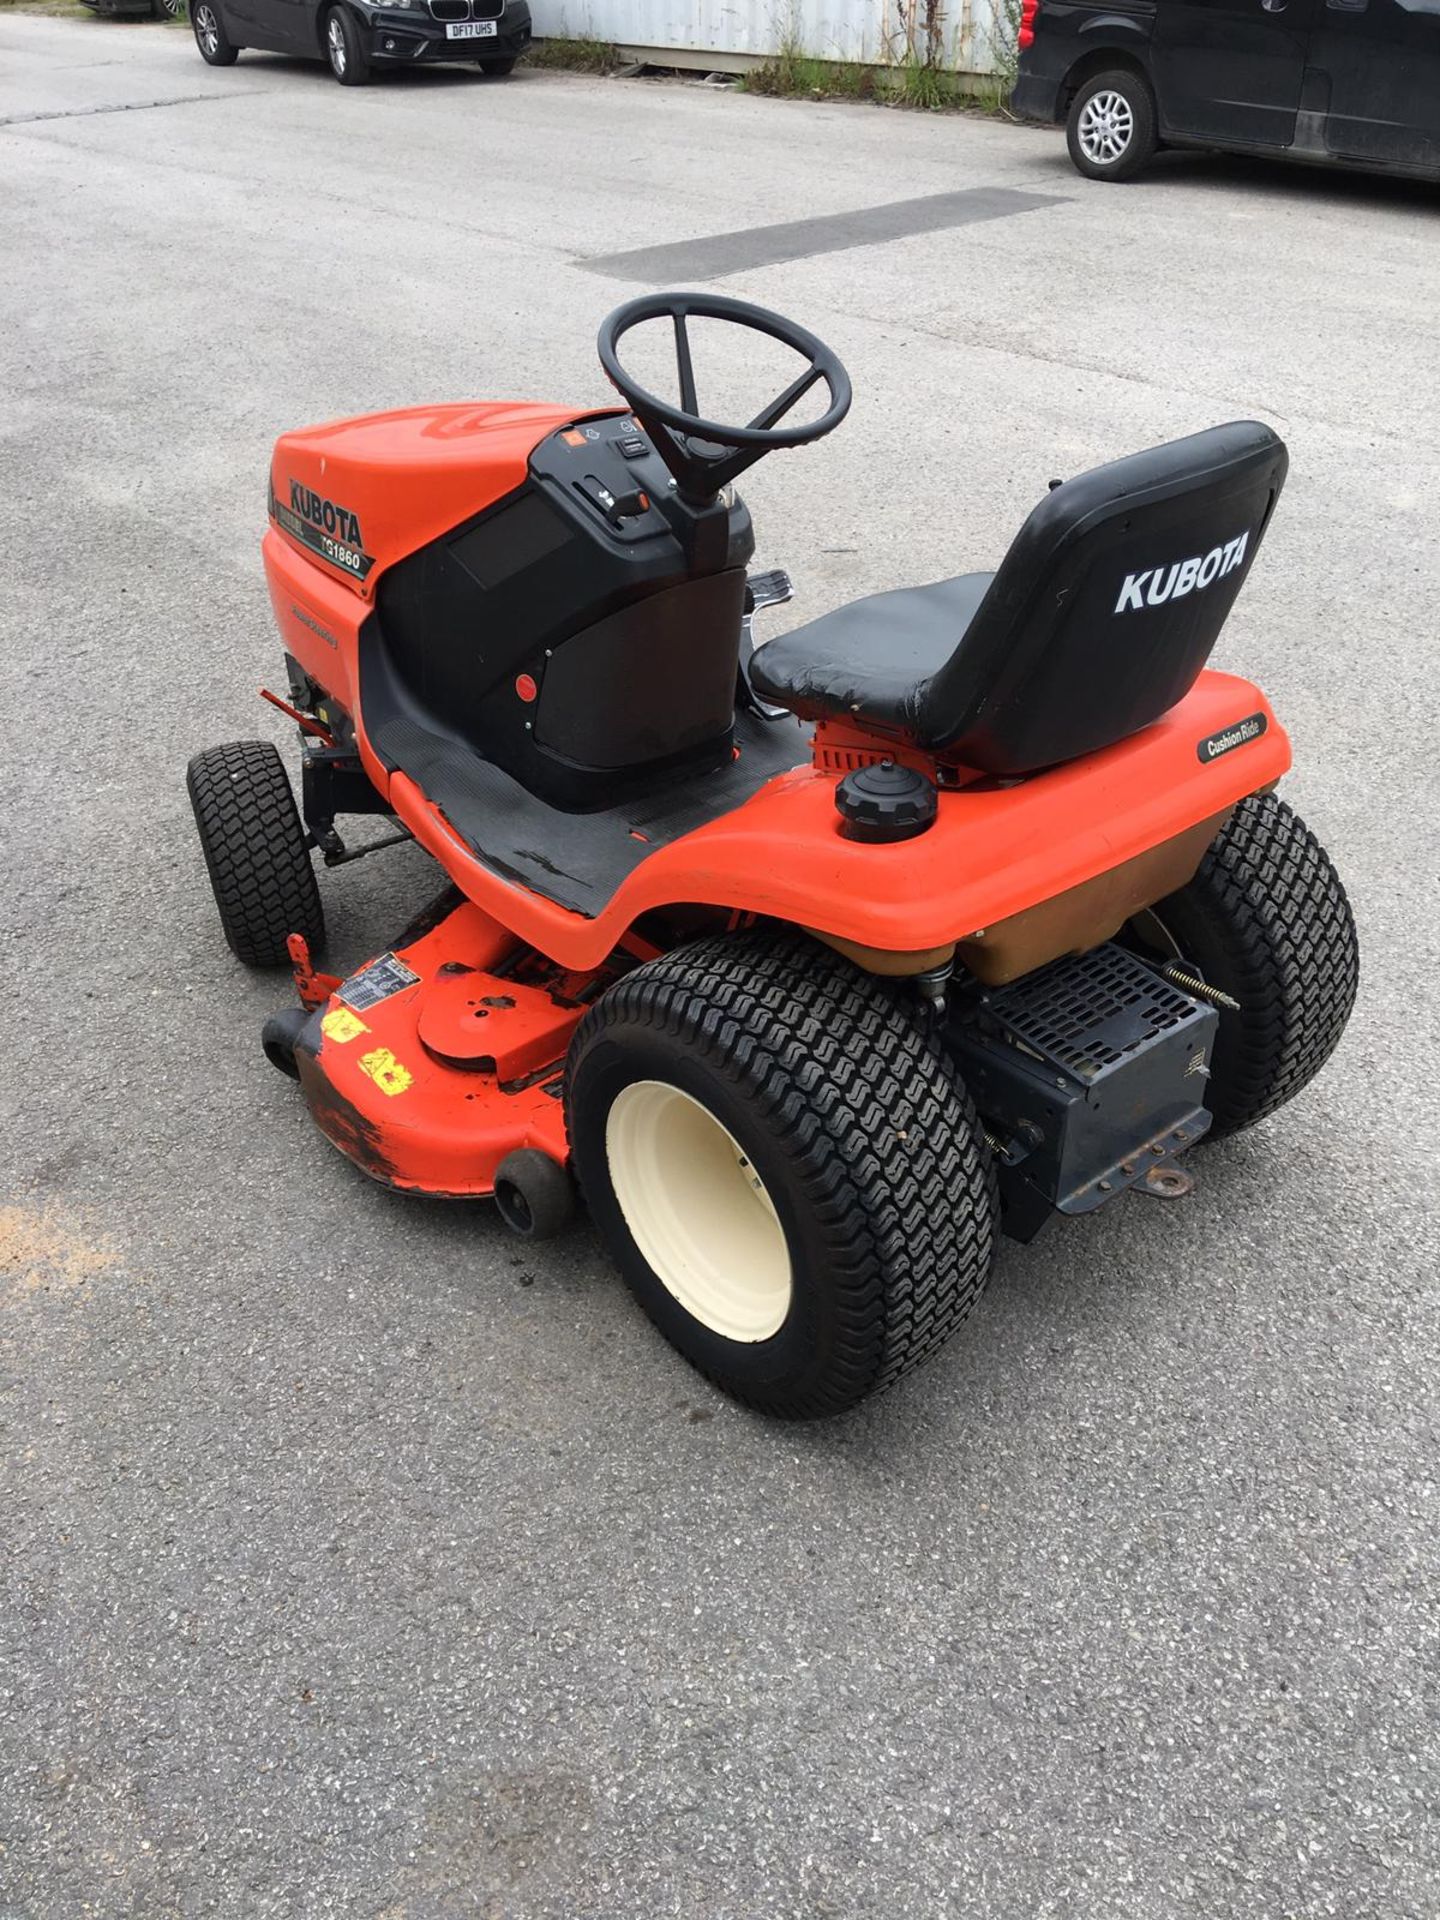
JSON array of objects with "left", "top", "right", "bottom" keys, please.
[{"left": 515, "top": 673, "right": 538, "bottom": 703}]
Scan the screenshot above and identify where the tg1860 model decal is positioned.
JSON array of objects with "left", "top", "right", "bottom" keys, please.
[{"left": 270, "top": 478, "right": 375, "bottom": 581}]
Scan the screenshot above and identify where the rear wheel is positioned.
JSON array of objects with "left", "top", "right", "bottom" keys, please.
[
  {"left": 566, "top": 931, "right": 998, "bottom": 1418},
  {"left": 1066, "top": 69, "right": 1158, "bottom": 181},
  {"left": 478, "top": 56, "right": 517, "bottom": 74},
  {"left": 1138, "top": 794, "right": 1359, "bottom": 1135},
  {"left": 325, "top": 6, "right": 370, "bottom": 84},
  {"left": 187, "top": 740, "right": 325, "bottom": 968},
  {"left": 192, "top": 0, "right": 238, "bottom": 63}
]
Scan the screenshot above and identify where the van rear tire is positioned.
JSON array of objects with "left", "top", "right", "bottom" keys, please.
[{"left": 1066, "top": 70, "right": 1158, "bottom": 182}]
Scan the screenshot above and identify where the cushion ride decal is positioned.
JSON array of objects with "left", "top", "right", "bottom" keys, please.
[{"left": 1197, "top": 711, "right": 1268, "bottom": 763}]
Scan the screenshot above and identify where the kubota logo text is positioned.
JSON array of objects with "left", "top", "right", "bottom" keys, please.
[
  {"left": 1115, "top": 532, "right": 1249, "bottom": 614},
  {"left": 270, "top": 476, "right": 374, "bottom": 580},
  {"left": 289, "top": 480, "right": 363, "bottom": 547}
]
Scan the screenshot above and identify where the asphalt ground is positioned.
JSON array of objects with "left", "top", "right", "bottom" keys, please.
[{"left": 2, "top": 15, "right": 1437, "bottom": 1916}]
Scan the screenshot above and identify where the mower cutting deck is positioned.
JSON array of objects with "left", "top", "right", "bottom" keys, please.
[{"left": 189, "top": 290, "right": 1359, "bottom": 1418}]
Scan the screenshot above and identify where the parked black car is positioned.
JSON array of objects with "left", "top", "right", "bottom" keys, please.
[
  {"left": 191, "top": 0, "right": 532, "bottom": 84},
  {"left": 1013, "top": 0, "right": 1440, "bottom": 184},
  {"left": 78, "top": 0, "right": 186, "bottom": 17}
]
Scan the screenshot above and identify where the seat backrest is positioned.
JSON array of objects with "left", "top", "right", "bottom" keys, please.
[{"left": 919, "top": 421, "right": 1288, "bottom": 773}]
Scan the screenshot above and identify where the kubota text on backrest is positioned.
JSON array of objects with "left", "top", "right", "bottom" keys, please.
[{"left": 920, "top": 421, "right": 1288, "bottom": 774}]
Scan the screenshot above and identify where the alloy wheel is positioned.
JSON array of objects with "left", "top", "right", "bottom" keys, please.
[{"left": 1077, "top": 89, "right": 1134, "bottom": 167}]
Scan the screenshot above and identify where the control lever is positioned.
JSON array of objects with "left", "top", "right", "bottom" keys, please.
[
  {"left": 738, "top": 568, "right": 795, "bottom": 721},
  {"left": 609, "top": 486, "right": 650, "bottom": 523}
]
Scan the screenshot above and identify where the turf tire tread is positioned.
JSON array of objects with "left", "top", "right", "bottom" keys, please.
[
  {"left": 567, "top": 931, "right": 998, "bottom": 1417},
  {"left": 1160, "top": 793, "right": 1358, "bottom": 1134},
  {"left": 187, "top": 740, "right": 325, "bottom": 968}
]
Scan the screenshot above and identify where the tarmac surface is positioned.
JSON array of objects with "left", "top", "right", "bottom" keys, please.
[{"left": 2, "top": 14, "right": 1437, "bottom": 1916}]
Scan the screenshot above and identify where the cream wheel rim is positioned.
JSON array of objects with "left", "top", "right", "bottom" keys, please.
[{"left": 605, "top": 1080, "right": 793, "bottom": 1342}]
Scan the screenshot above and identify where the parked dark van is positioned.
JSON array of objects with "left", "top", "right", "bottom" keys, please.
[
  {"left": 1013, "top": 0, "right": 1440, "bottom": 183},
  {"left": 191, "top": 0, "right": 531, "bottom": 84}
]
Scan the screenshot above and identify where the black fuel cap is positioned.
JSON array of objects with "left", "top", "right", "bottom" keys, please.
[{"left": 835, "top": 759, "right": 937, "bottom": 843}]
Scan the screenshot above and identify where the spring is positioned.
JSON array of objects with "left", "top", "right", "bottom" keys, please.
[{"left": 1160, "top": 962, "right": 1241, "bottom": 1014}]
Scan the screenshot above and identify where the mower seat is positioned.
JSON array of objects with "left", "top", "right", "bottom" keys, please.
[
  {"left": 752, "top": 421, "right": 1288, "bottom": 776},
  {"left": 750, "top": 572, "right": 994, "bottom": 732}
]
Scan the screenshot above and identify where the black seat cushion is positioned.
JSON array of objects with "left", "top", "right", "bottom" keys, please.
[{"left": 751, "top": 572, "right": 994, "bottom": 732}]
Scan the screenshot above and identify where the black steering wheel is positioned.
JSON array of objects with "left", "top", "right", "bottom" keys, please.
[{"left": 596, "top": 291, "right": 852, "bottom": 504}]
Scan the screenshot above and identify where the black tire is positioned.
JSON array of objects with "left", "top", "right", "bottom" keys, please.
[
  {"left": 261, "top": 1008, "right": 309, "bottom": 1079},
  {"left": 493, "top": 1150, "right": 576, "bottom": 1240},
  {"left": 1144, "top": 794, "right": 1358, "bottom": 1135},
  {"left": 1066, "top": 68, "right": 1158, "bottom": 182},
  {"left": 324, "top": 5, "right": 370, "bottom": 84},
  {"left": 191, "top": 0, "right": 238, "bottom": 62},
  {"left": 478, "top": 56, "right": 517, "bottom": 74},
  {"left": 187, "top": 740, "right": 325, "bottom": 969},
  {"left": 566, "top": 931, "right": 998, "bottom": 1419},
  {"left": 154, "top": 0, "right": 187, "bottom": 19}
]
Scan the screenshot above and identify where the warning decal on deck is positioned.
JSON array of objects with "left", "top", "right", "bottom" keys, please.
[
  {"left": 358, "top": 1048, "right": 413, "bottom": 1097},
  {"left": 321, "top": 1006, "right": 369, "bottom": 1045},
  {"left": 339, "top": 953, "right": 421, "bottom": 1013}
]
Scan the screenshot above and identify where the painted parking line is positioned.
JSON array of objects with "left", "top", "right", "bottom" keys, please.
[{"left": 581, "top": 186, "right": 1067, "bottom": 282}]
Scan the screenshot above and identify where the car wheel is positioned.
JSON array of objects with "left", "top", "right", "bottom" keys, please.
[
  {"left": 1066, "top": 69, "right": 1158, "bottom": 182},
  {"left": 325, "top": 6, "right": 371, "bottom": 84},
  {"left": 1133, "top": 794, "right": 1359, "bottom": 1135},
  {"left": 566, "top": 930, "right": 998, "bottom": 1418},
  {"left": 153, "top": 0, "right": 187, "bottom": 18},
  {"left": 187, "top": 740, "right": 325, "bottom": 967},
  {"left": 478, "top": 56, "right": 517, "bottom": 74},
  {"left": 191, "top": 0, "right": 239, "bottom": 63}
]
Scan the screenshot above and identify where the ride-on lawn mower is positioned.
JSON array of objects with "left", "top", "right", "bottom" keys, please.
[{"left": 189, "top": 293, "right": 1359, "bottom": 1418}]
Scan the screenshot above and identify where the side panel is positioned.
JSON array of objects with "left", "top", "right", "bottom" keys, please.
[
  {"left": 263, "top": 526, "right": 369, "bottom": 720},
  {"left": 263, "top": 0, "right": 321, "bottom": 51},
  {"left": 223, "top": 0, "right": 292, "bottom": 48},
  {"left": 533, "top": 571, "right": 747, "bottom": 769},
  {"left": 243, "top": 0, "right": 311, "bottom": 48},
  {"left": 1311, "top": 0, "right": 1440, "bottom": 168},
  {"left": 1151, "top": 0, "right": 1314, "bottom": 145}
]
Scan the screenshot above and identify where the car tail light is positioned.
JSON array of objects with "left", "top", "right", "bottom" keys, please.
[{"left": 1018, "top": 0, "right": 1039, "bottom": 47}]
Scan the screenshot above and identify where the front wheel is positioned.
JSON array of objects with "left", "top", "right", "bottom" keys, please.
[
  {"left": 566, "top": 932, "right": 998, "bottom": 1418},
  {"left": 1138, "top": 793, "right": 1359, "bottom": 1135},
  {"left": 192, "top": 0, "right": 239, "bottom": 63},
  {"left": 1066, "top": 69, "right": 1158, "bottom": 181},
  {"left": 187, "top": 740, "right": 325, "bottom": 968},
  {"left": 325, "top": 6, "right": 370, "bottom": 84}
]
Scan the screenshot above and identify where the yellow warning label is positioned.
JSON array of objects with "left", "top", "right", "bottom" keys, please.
[
  {"left": 358, "top": 1047, "right": 412, "bottom": 1097},
  {"left": 321, "top": 1006, "right": 369, "bottom": 1045}
]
